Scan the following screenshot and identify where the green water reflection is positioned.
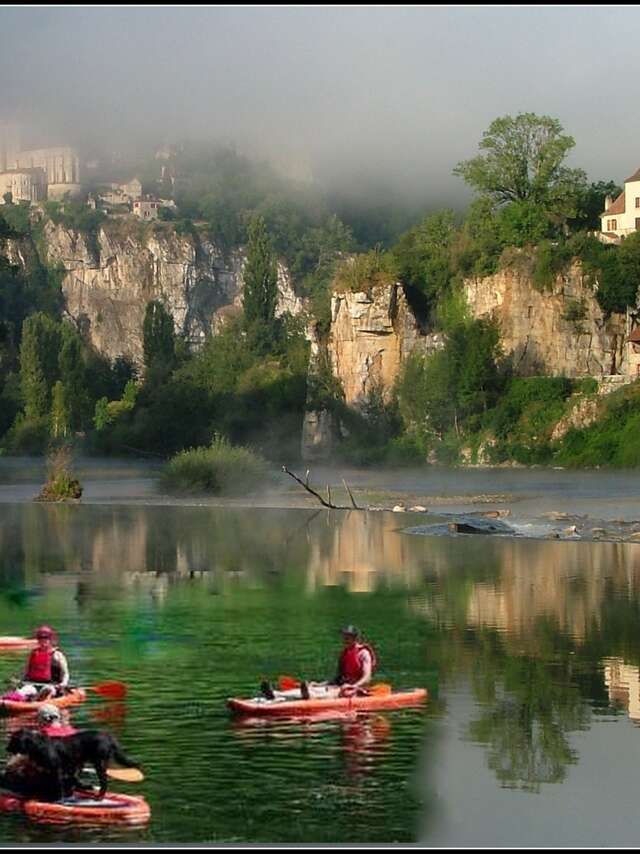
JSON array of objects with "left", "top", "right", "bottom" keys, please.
[{"left": 0, "top": 504, "right": 639, "bottom": 843}]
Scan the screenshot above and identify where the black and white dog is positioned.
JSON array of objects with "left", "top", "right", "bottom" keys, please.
[{"left": 6, "top": 728, "right": 141, "bottom": 800}]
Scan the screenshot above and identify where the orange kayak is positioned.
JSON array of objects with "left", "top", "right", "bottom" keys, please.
[
  {"left": 228, "top": 687, "right": 428, "bottom": 717},
  {"left": 0, "top": 637, "right": 37, "bottom": 652},
  {"left": 0, "top": 689, "right": 87, "bottom": 716},
  {"left": 0, "top": 789, "right": 150, "bottom": 826}
]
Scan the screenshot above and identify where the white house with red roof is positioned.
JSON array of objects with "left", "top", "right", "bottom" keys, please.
[{"left": 600, "top": 168, "right": 640, "bottom": 240}]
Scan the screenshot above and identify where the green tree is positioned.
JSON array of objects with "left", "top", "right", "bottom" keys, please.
[
  {"left": 570, "top": 180, "right": 622, "bottom": 231},
  {"left": 19, "top": 313, "right": 61, "bottom": 419},
  {"left": 397, "top": 318, "right": 502, "bottom": 440},
  {"left": 58, "top": 326, "right": 88, "bottom": 428},
  {"left": 393, "top": 210, "right": 457, "bottom": 308},
  {"left": 142, "top": 300, "right": 176, "bottom": 380},
  {"left": 453, "top": 113, "right": 587, "bottom": 224},
  {"left": 242, "top": 215, "right": 279, "bottom": 351},
  {"left": 50, "top": 380, "right": 70, "bottom": 438}
]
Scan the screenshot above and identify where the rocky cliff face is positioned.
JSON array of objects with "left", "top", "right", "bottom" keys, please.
[
  {"left": 463, "top": 259, "right": 629, "bottom": 377},
  {"left": 327, "top": 283, "right": 438, "bottom": 406},
  {"left": 301, "top": 282, "right": 442, "bottom": 459},
  {"left": 7, "top": 219, "right": 302, "bottom": 367}
]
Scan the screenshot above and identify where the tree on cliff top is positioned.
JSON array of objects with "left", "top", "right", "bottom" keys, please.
[
  {"left": 453, "top": 113, "right": 586, "bottom": 223},
  {"left": 242, "top": 215, "right": 279, "bottom": 352}
]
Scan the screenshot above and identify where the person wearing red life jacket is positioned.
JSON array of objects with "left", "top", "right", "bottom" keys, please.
[
  {"left": 36, "top": 704, "right": 77, "bottom": 737},
  {"left": 329, "top": 624, "right": 377, "bottom": 698},
  {"left": 261, "top": 625, "right": 376, "bottom": 701},
  {"left": 14, "top": 626, "right": 70, "bottom": 701}
]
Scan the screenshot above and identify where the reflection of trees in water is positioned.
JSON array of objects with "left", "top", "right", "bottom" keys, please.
[{"left": 467, "top": 647, "right": 589, "bottom": 792}]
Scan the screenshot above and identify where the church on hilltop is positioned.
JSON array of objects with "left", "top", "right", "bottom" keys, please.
[{"left": 0, "top": 120, "right": 81, "bottom": 203}]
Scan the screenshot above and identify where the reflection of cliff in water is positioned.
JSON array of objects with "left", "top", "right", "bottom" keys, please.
[
  {"left": 306, "top": 511, "right": 423, "bottom": 593},
  {"left": 0, "top": 504, "right": 427, "bottom": 594},
  {"left": 411, "top": 536, "right": 640, "bottom": 644}
]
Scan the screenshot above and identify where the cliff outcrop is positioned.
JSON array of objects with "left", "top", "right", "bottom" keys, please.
[
  {"left": 463, "top": 259, "right": 629, "bottom": 377},
  {"left": 327, "top": 283, "right": 438, "bottom": 407},
  {"left": 4, "top": 219, "right": 302, "bottom": 367}
]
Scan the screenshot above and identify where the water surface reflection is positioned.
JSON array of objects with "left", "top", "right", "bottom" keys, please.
[{"left": 0, "top": 504, "right": 639, "bottom": 843}]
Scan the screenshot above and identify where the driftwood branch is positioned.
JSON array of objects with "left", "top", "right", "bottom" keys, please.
[
  {"left": 342, "top": 478, "right": 359, "bottom": 510},
  {"left": 282, "top": 466, "right": 348, "bottom": 510}
]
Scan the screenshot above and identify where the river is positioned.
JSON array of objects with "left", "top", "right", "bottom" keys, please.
[{"left": 0, "top": 462, "right": 639, "bottom": 844}]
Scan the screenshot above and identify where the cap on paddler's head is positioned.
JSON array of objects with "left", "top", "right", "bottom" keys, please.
[
  {"left": 34, "top": 625, "right": 56, "bottom": 640},
  {"left": 340, "top": 624, "right": 360, "bottom": 638}
]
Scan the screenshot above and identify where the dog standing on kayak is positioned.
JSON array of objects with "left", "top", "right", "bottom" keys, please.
[
  {"left": 261, "top": 625, "right": 376, "bottom": 701},
  {"left": 5, "top": 728, "right": 141, "bottom": 801}
]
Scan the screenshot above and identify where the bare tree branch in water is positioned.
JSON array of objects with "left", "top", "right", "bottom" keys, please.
[{"left": 282, "top": 466, "right": 351, "bottom": 510}]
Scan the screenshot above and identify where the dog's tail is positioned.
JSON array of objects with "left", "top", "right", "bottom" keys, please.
[{"left": 111, "top": 746, "right": 141, "bottom": 770}]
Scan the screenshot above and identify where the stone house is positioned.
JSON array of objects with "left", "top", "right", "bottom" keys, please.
[
  {"left": 601, "top": 168, "right": 640, "bottom": 240},
  {"left": 0, "top": 167, "right": 47, "bottom": 203},
  {"left": 132, "top": 198, "right": 160, "bottom": 220}
]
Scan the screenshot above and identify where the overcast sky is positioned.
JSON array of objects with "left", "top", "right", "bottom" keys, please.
[{"left": 1, "top": 6, "right": 638, "bottom": 207}]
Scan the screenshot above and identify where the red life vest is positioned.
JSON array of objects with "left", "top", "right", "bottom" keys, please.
[
  {"left": 338, "top": 642, "right": 377, "bottom": 684},
  {"left": 25, "top": 648, "right": 61, "bottom": 683},
  {"left": 41, "top": 724, "right": 77, "bottom": 738}
]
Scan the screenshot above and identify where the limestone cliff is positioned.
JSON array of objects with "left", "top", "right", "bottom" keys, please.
[
  {"left": 463, "top": 259, "right": 629, "bottom": 377},
  {"left": 301, "top": 282, "right": 442, "bottom": 459},
  {"left": 4, "top": 218, "right": 302, "bottom": 367},
  {"left": 327, "top": 283, "right": 438, "bottom": 407}
]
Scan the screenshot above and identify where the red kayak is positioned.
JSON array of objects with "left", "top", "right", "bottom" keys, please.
[
  {"left": 227, "top": 687, "right": 428, "bottom": 717},
  {"left": 0, "top": 637, "right": 37, "bottom": 652},
  {"left": 0, "top": 789, "right": 150, "bottom": 826},
  {"left": 0, "top": 689, "right": 87, "bottom": 716}
]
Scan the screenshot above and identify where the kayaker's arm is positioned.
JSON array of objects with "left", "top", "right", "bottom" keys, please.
[{"left": 54, "top": 651, "right": 70, "bottom": 687}]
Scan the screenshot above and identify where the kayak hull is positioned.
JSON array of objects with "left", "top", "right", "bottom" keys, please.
[
  {"left": 227, "top": 687, "right": 428, "bottom": 717},
  {"left": 0, "top": 637, "right": 37, "bottom": 652},
  {"left": 0, "top": 689, "right": 87, "bottom": 716},
  {"left": 0, "top": 789, "right": 150, "bottom": 826}
]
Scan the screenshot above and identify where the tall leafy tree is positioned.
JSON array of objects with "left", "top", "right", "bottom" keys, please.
[
  {"left": 19, "top": 313, "right": 61, "bottom": 419},
  {"left": 50, "top": 380, "right": 70, "bottom": 438},
  {"left": 143, "top": 300, "right": 176, "bottom": 379},
  {"left": 242, "top": 215, "right": 279, "bottom": 350},
  {"left": 58, "top": 326, "right": 88, "bottom": 429},
  {"left": 453, "top": 113, "right": 587, "bottom": 223}
]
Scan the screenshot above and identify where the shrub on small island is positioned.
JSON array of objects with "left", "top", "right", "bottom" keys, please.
[
  {"left": 161, "top": 435, "right": 269, "bottom": 495},
  {"left": 37, "top": 445, "right": 82, "bottom": 501}
]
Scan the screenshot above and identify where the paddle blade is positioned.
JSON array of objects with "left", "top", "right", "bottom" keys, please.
[
  {"left": 89, "top": 681, "right": 128, "bottom": 700},
  {"left": 107, "top": 767, "right": 144, "bottom": 783},
  {"left": 278, "top": 675, "right": 300, "bottom": 691},
  {"left": 369, "top": 683, "right": 392, "bottom": 696}
]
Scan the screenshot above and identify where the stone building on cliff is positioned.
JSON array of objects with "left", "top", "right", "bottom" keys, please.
[
  {"left": 0, "top": 121, "right": 81, "bottom": 201},
  {"left": 600, "top": 168, "right": 640, "bottom": 241}
]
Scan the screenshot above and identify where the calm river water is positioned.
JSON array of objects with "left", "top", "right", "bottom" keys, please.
[{"left": 0, "top": 488, "right": 639, "bottom": 844}]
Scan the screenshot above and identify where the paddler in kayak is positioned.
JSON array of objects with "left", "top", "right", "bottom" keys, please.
[
  {"left": 261, "top": 625, "right": 376, "bottom": 701},
  {"left": 5, "top": 626, "right": 70, "bottom": 702}
]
